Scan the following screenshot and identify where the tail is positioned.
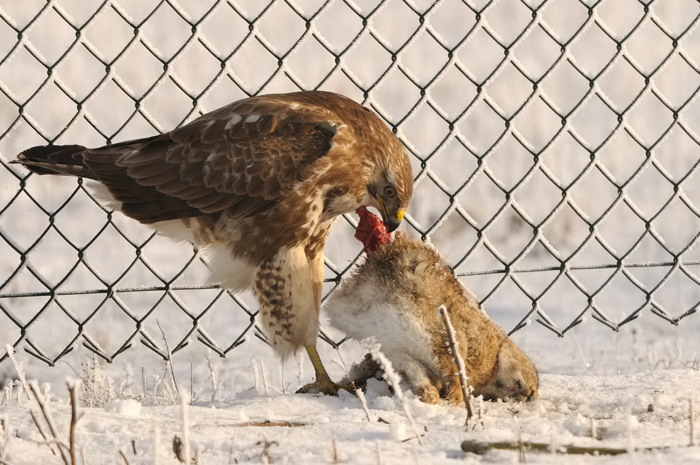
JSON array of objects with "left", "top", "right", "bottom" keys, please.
[{"left": 12, "top": 144, "right": 95, "bottom": 178}]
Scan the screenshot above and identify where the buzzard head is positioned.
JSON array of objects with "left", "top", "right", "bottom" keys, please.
[
  {"left": 371, "top": 181, "right": 404, "bottom": 232},
  {"left": 312, "top": 92, "right": 413, "bottom": 233},
  {"left": 367, "top": 163, "right": 413, "bottom": 232}
]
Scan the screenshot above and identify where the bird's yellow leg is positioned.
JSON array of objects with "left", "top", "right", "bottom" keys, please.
[{"left": 296, "top": 345, "right": 352, "bottom": 395}]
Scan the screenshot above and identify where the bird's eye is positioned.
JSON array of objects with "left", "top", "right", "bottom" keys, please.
[{"left": 384, "top": 185, "right": 396, "bottom": 198}]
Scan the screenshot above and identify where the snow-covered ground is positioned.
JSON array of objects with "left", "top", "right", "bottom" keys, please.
[
  {"left": 1, "top": 360, "right": 698, "bottom": 464},
  {"left": 1, "top": 1, "right": 699, "bottom": 463},
  {"left": 1, "top": 317, "right": 699, "bottom": 465}
]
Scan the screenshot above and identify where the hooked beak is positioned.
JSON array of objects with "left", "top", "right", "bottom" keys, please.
[{"left": 379, "top": 199, "right": 405, "bottom": 232}]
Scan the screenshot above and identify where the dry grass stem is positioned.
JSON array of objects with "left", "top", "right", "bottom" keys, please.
[
  {"left": 179, "top": 392, "right": 191, "bottom": 464},
  {"left": 256, "top": 439, "right": 277, "bottom": 464},
  {"left": 461, "top": 439, "right": 670, "bottom": 456},
  {"left": 251, "top": 359, "right": 261, "bottom": 392},
  {"left": 68, "top": 381, "right": 82, "bottom": 465},
  {"left": 205, "top": 352, "right": 220, "bottom": 403},
  {"left": 156, "top": 321, "right": 179, "bottom": 397},
  {"left": 28, "top": 381, "right": 70, "bottom": 465},
  {"left": 259, "top": 360, "right": 268, "bottom": 395},
  {"left": 172, "top": 436, "right": 185, "bottom": 463},
  {"left": 365, "top": 341, "right": 423, "bottom": 445},
  {"left": 119, "top": 450, "right": 131, "bottom": 465},
  {"left": 331, "top": 439, "right": 339, "bottom": 463},
  {"left": 691, "top": 398, "right": 695, "bottom": 447},
  {"left": 437, "top": 305, "right": 474, "bottom": 426},
  {"left": 28, "top": 410, "right": 56, "bottom": 457},
  {"left": 235, "top": 420, "right": 306, "bottom": 427},
  {"left": 4, "top": 345, "right": 30, "bottom": 401},
  {"left": 335, "top": 350, "right": 371, "bottom": 422}
]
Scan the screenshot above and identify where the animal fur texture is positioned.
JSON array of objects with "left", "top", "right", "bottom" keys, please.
[{"left": 326, "top": 208, "right": 538, "bottom": 404}]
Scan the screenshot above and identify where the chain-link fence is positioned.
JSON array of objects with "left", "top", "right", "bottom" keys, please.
[{"left": 1, "top": 0, "right": 699, "bottom": 367}]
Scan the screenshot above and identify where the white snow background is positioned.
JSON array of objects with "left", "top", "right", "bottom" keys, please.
[
  {"left": 0, "top": 0, "right": 699, "bottom": 464},
  {"left": 0, "top": 329, "right": 698, "bottom": 465}
]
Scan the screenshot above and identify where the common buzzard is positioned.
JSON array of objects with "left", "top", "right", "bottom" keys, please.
[{"left": 13, "top": 91, "right": 413, "bottom": 395}]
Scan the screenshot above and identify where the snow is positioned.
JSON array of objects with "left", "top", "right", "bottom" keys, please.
[
  {"left": 104, "top": 399, "right": 142, "bottom": 418},
  {"left": 0, "top": 370, "right": 698, "bottom": 464},
  {"left": 1, "top": 281, "right": 699, "bottom": 465},
  {"left": 1, "top": 334, "right": 699, "bottom": 465},
  {"left": 0, "top": 1, "right": 698, "bottom": 463}
]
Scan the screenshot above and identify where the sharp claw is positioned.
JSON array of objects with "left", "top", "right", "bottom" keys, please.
[
  {"left": 296, "top": 376, "right": 354, "bottom": 396},
  {"left": 299, "top": 345, "right": 355, "bottom": 396}
]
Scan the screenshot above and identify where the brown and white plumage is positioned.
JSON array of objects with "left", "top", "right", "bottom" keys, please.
[{"left": 13, "top": 90, "right": 414, "bottom": 394}]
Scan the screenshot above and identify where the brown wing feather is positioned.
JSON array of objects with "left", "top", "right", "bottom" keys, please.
[{"left": 81, "top": 93, "right": 338, "bottom": 223}]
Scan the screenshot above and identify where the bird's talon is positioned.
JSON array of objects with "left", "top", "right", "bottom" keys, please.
[{"left": 296, "top": 378, "right": 354, "bottom": 396}]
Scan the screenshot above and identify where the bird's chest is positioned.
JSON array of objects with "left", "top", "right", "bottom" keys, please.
[{"left": 217, "top": 194, "right": 333, "bottom": 262}]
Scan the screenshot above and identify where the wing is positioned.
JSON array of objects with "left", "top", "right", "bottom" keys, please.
[{"left": 82, "top": 94, "right": 339, "bottom": 223}]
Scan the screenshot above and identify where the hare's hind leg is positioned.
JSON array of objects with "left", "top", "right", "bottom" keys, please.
[{"left": 390, "top": 354, "right": 442, "bottom": 404}]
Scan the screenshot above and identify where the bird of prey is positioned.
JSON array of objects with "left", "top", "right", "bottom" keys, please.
[{"left": 13, "top": 90, "right": 414, "bottom": 395}]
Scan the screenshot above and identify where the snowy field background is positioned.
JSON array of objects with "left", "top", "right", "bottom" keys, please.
[
  {"left": 1, "top": 0, "right": 700, "bottom": 463},
  {"left": 0, "top": 335, "right": 698, "bottom": 464}
]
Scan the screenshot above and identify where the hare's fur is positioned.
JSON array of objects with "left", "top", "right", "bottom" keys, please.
[{"left": 327, "top": 234, "right": 538, "bottom": 404}]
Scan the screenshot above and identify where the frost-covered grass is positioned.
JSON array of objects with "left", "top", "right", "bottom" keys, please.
[
  {"left": 0, "top": 366, "right": 698, "bottom": 464},
  {"left": 1, "top": 286, "right": 698, "bottom": 465},
  {"left": 1, "top": 324, "right": 698, "bottom": 465}
]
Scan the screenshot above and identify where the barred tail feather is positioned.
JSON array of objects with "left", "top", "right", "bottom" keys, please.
[{"left": 13, "top": 144, "right": 93, "bottom": 178}]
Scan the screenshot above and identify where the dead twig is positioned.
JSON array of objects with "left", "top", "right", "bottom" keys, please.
[
  {"left": 29, "top": 381, "right": 71, "bottom": 465},
  {"left": 437, "top": 305, "right": 474, "bottom": 427},
  {"left": 256, "top": 439, "right": 277, "bottom": 464},
  {"left": 335, "top": 350, "right": 371, "bottom": 422},
  {"left": 172, "top": 436, "right": 185, "bottom": 463},
  {"left": 119, "top": 449, "right": 131, "bottom": 465},
  {"left": 366, "top": 341, "right": 423, "bottom": 445},
  {"left": 259, "top": 360, "right": 268, "bottom": 395},
  {"left": 461, "top": 439, "right": 670, "bottom": 456},
  {"left": 4, "top": 345, "right": 30, "bottom": 401},
  {"left": 235, "top": 420, "right": 306, "bottom": 427},
  {"left": 156, "top": 321, "right": 179, "bottom": 397},
  {"left": 331, "top": 439, "right": 339, "bottom": 464},
  {"left": 177, "top": 391, "right": 192, "bottom": 464},
  {"left": 205, "top": 352, "right": 220, "bottom": 403},
  {"left": 28, "top": 410, "right": 56, "bottom": 456},
  {"left": 68, "top": 380, "right": 82, "bottom": 465}
]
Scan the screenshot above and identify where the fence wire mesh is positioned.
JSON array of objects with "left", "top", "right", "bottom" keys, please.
[{"left": 0, "top": 0, "right": 699, "bottom": 367}]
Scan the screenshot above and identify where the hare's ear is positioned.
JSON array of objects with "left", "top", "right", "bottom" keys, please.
[{"left": 408, "top": 257, "right": 430, "bottom": 275}]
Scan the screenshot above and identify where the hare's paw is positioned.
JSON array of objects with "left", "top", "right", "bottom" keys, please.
[{"left": 416, "top": 384, "right": 441, "bottom": 404}]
